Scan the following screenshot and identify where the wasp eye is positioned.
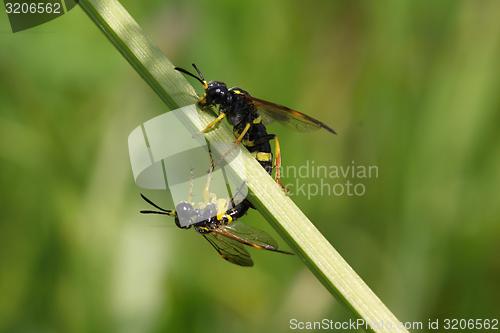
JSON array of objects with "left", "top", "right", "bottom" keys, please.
[{"left": 205, "top": 81, "right": 229, "bottom": 105}]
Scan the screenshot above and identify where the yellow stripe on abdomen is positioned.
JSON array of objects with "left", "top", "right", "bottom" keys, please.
[{"left": 251, "top": 152, "right": 272, "bottom": 162}]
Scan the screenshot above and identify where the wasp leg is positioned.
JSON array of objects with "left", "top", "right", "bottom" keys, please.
[
  {"left": 201, "top": 112, "right": 225, "bottom": 133},
  {"left": 203, "top": 176, "right": 213, "bottom": 203},
  {"left": 188, "top": 168, "right": 194, "bottom": 203},
  {"left": 216, "top": 198, "right": 230, "bottom": 222},
  {"left": 235, "top": 123, "right": 251, "bottom": 145},
  {"left": 203, "top": 162, "right": 216, "bottom": 204},
  {"left": 273, "top": 136, "right": 287, "bottom": 192}
]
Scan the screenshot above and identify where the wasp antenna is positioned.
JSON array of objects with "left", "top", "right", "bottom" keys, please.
[
  {"left": 192, "top": 63, "right": 205, "bottom": 81},
  {"left": 140, "top": 193, "right": 170, "bottom": 212},
  {"left": 174, "top": 66, "right": 205, "bottom": 86},
  {"left": 140, "top": 210, "right": 172, "bottom": 215}
]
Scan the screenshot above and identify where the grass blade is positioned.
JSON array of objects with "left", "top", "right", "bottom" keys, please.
[{"left": 77, "top": 0, "right": 408, "bottom": 331}]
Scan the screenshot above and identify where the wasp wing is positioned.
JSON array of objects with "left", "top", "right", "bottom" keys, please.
[
  {"left": 250, "top": 96, "right": 336, "bottom": 134},
  {"left": 202, "top": 233, "right": 253, "bottom": 266},
  {"left": 214, "top": 221, "right": 294, "bottom": 255}
]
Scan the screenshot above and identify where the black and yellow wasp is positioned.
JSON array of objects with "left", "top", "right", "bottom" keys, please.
[
  {"left": 175, "top": 64, "right": 336, "bottom": 186},
  {"left": 140, "top": 195, "right": 292, "bottom": 266}
]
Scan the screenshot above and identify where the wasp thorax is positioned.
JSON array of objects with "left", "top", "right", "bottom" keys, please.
[{"left": 205, "top": 81, "right": 231, "bottom": 106}]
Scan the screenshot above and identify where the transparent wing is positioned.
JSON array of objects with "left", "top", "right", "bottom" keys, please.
[
  {"left": 203, "top": 233, "right": 253, "bottom": 266},
  {"left": 250, "top": 96, "right": 337, "bottom": 134},
  {"left": 215, "top": 221, "right": 294, "bottom": 254}
]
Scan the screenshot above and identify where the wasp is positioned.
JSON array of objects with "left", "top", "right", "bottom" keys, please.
[
  {"left": 140, "top": 194, "right": 292, "bottom": 266},
  {"left": 175, "top": 64, "right": 336, "bottom": 187}
]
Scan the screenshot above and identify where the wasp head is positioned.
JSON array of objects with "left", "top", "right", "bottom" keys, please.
[
  {"left": 203, "top": 81, "right": 231, "bottom": 107},
  {"left": 175, "top": 201, "right": 196, "bottom": 229},
  {"left": 174, "top": 64, "right": 232, "bottom": 108}
]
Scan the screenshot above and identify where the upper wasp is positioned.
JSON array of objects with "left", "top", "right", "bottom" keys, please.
[{"left": 175, "top": 64, "right": 336, "bottom": 187}]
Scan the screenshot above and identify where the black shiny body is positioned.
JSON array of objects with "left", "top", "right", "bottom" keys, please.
[
  {"left": 204, "top": 83, "right": 275, "bottom": 175},
  {"left": 242, "top": 122, "right": 273, "bottom": 174},
  {"left": 176, "top": 198, "right": 253, "bottom": 233},
  {"left": 140, "top": 192, "right": 291, "bottom": 266},
  {"left": 175, "top": 63, "right": 336, "bottom": 181}
]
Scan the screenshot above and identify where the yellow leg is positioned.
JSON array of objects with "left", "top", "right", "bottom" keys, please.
[
  {"left": 216, "top": 198, "right": 229, "bottom": 221},
  {"left": 203, "top": 182, "right": 210, "bottom": 203},
  {"left": 201, "top": 113, "right": 225, "bottom": 133},
  {"left": 235, "top": 123, "right": 251, "bottom": 145},
  {"left": 188, "top": 168, "right": 194, "bottom": 203},
  {"left": 274, "top": 136, "right": 285, "bottom": 190},
  {"left": 203, "top": 163, "right": 214, "bottom": 203}
]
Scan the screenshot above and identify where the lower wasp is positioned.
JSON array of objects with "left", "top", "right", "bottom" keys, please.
[{"left": 140, "top": 194, "right": 292, "bottom": 266}]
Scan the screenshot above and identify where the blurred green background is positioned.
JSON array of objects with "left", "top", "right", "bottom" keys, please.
[{"left": 1, "top": 0, "right": 500, "bottom": 332}]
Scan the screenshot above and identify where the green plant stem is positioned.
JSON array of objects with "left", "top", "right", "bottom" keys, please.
[{"left": 77, "top": 1, "right": 409, "bottom": 332}]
